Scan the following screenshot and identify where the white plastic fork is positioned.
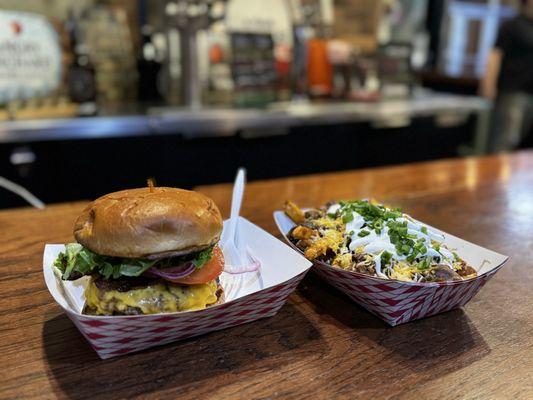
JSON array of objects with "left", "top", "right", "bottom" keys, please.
[{"left": 222, "top": 168, "right": 246, "bottom": 266}]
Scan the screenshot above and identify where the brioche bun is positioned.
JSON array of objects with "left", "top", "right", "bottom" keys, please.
[{"left": 74, "top": 187, "right": 223, "bottom": 258}]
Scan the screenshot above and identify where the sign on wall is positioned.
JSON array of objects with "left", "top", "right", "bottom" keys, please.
[{"left": 0, "top": 11, "right": 61, "bottom": 104}]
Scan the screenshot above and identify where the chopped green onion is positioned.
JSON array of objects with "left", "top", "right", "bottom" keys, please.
[
  {"left": 342, "top": 213, "right": 354, "bottom": 223},
  {"left": 418, "top": 257, "right": 432, "bottom": 270},
  {"left": 381, "top": 251, "right": 392, "bottom": 265}
]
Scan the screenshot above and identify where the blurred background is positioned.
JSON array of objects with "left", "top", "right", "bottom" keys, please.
[{"left": 0, "top": 0, "right": 532, "bottom": 208}]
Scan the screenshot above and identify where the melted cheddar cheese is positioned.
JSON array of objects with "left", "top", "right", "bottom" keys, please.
[
  {"left": 85, "top": 280, "right": 219, "bottom": 315},
  {"left": 387, "top": 262, "right": 416, "bottom": 282},
  {"left": 312, "top": 217, "right": 342, "bottom": 229},
  {"left": 304, "top": 228, "right": 344, "bottom": 260},
  {"left": 332, "top": 253, "right": 353, "bottom": 269}
]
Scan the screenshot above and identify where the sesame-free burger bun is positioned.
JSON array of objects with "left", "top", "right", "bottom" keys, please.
[{"left": 74, "top": 187, "right": 223, "bottom": 258}]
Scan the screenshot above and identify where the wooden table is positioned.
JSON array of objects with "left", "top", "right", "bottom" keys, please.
[{"left": 2, "top": 151, "right": 533, "bottom": 399}]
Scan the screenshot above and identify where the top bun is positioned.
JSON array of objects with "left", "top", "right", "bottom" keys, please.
[{"left": 74, "top": 187, "right": 223, "bottom": 258}]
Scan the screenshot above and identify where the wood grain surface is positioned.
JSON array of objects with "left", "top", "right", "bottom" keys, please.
[{"left": 1, "top": 151, "right": 533, "bottom": 399}]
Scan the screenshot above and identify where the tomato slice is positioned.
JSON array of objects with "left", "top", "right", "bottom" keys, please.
[{"left": 171, "top": 246, "right": 224, "bottom": 285}]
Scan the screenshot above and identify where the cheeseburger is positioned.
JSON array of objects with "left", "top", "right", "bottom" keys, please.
[{"left": 53, "top": 186, "right": 225, "bottom": 315}]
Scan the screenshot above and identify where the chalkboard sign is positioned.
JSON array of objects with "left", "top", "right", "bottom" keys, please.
[{"left": 230, "top": 32, "right": 277, "bottom": 107}]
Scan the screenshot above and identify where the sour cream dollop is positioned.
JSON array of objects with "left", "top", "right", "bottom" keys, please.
[{"left": 333, "top": 203, "right": 452, "bottom": 267}]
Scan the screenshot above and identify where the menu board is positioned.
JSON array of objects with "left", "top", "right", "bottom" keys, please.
[
  {"left": 0, "top": 10, "right": 61, "bottom": 104},
  {"left": 230, "top": 33, "right": 277, "bottom": 107}
]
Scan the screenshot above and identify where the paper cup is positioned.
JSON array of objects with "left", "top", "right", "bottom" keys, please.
[
  {"left": 274, "top": 211, "right": 508, "bottom": 326},
  {"left": 44, "top": 217, "right": 312, "bottom": 359}
]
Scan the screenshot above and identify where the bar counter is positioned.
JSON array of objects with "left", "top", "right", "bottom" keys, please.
[
  {"left": 0, "top": 93, "right": 489, "bottom": 152},
  {"left": 2, "top": 151, "right": 532, "bottom": 399}
]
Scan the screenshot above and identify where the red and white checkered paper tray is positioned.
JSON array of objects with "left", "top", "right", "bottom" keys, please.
[
  {"left": 274, "top": 211, "right": 508, "bottom": 326},
  {"left": 43, "top": 216, "right": 312, "bottom": 359}
]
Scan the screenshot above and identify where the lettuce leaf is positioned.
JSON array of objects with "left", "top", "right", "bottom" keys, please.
[
  {"left": 53, "top": 243, "right": 216, "bottom": 280},
  {"left": 191, "top": 247, "right": 214, "bottom": 269},
  {"left": 53, "top": 244, "right": 156, "bottom": 280}
]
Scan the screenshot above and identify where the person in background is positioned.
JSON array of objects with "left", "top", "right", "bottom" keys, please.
[{"left": 480, "top": 0, "right": 533, "bottom": 152}]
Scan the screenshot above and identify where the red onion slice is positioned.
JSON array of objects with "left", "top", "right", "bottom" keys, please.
[
  {"left": 224, "top": 260, "right": 261, "bottom": 274},
  {"left": 158, "top": 262, "right": 195, "bottom": 274},
  {"left": 145, "top": 262, "right": 196, "bottom": 281}
]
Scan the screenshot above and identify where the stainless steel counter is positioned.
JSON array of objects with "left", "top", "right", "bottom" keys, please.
[{"left": 0, "top": 94, "right": 491, "bottom": 153}]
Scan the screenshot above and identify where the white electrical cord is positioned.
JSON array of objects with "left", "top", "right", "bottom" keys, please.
[{"left": 0, "top": 176, "right": 45, "bottom": 209}]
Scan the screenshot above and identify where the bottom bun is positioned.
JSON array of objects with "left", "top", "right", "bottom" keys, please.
[{"left": 83, "top": 276, "right": 224, "bottom": 316}]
